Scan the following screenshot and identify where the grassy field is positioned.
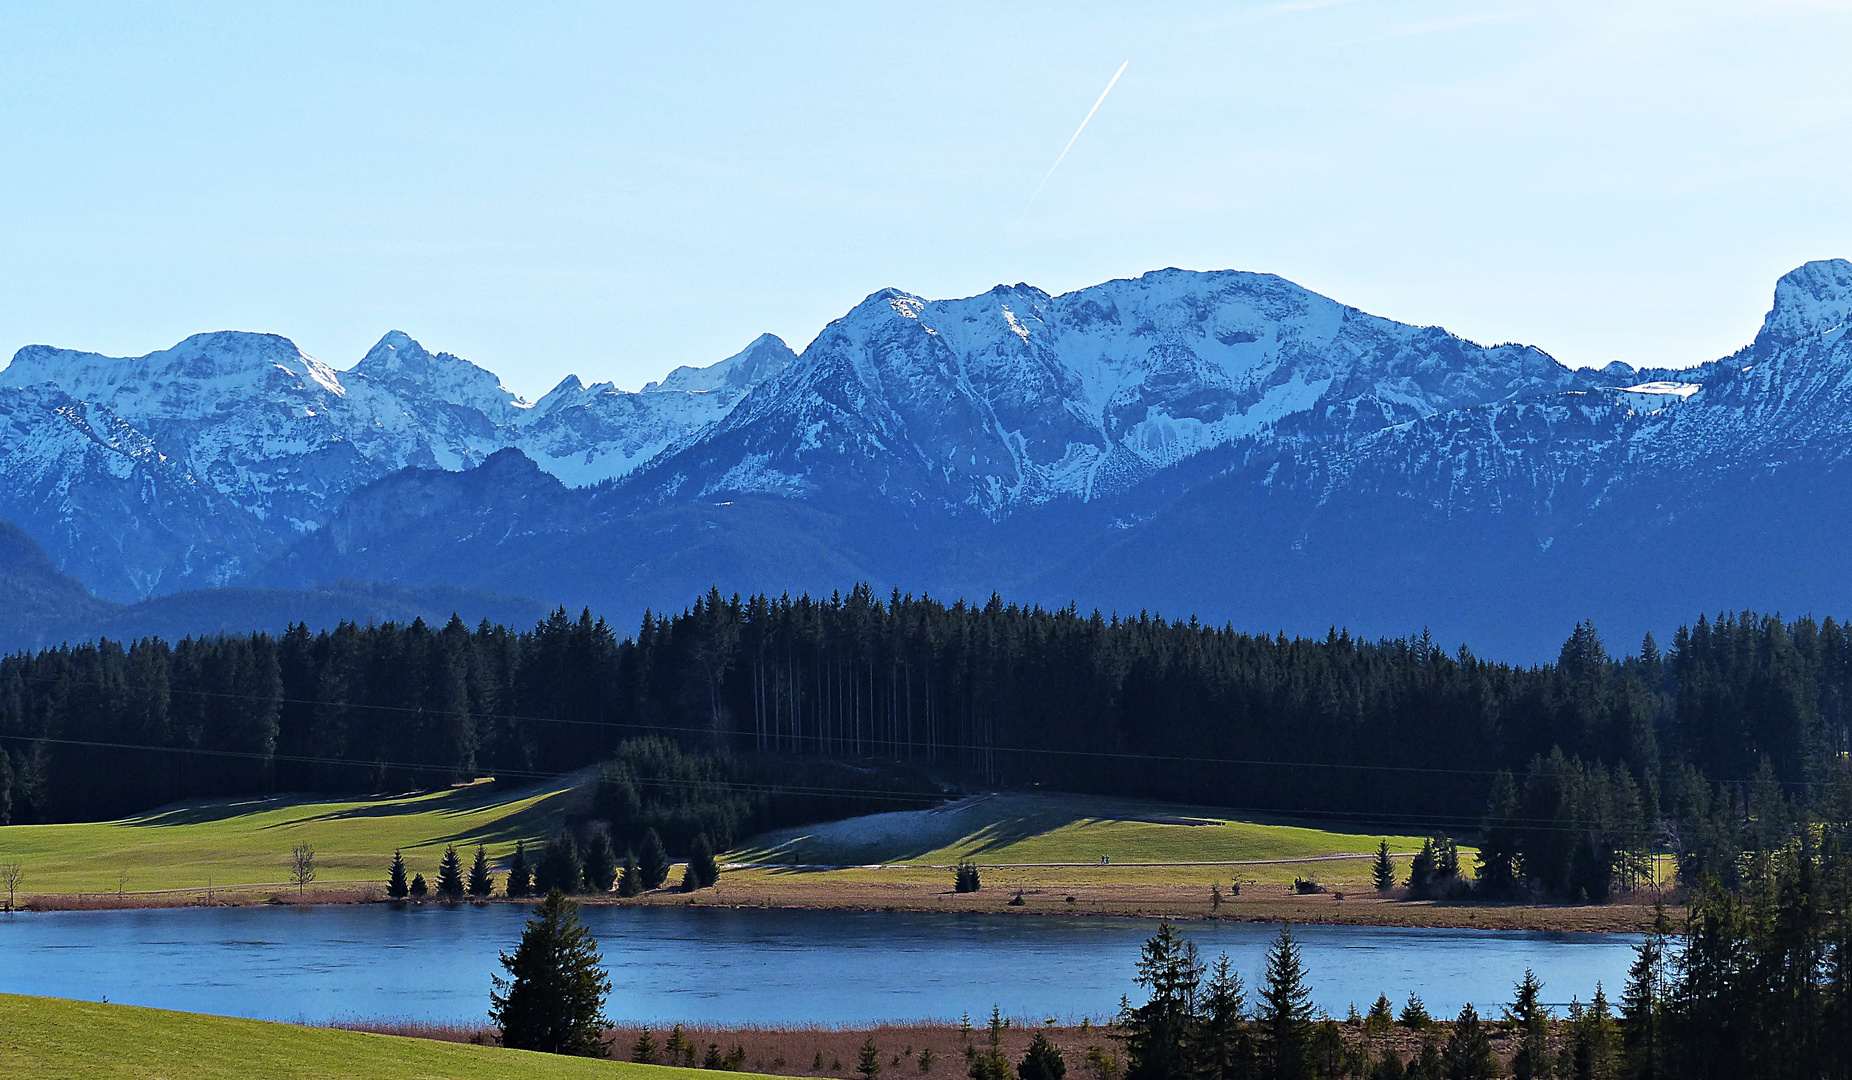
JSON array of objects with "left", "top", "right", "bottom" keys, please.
[
  {"left": 735, "top": 792, "right": 1439, "bottom": 867},
  {"left": 0, "top": 994, "right": 771, "bottom": 1080},
  {"left": 0, "top": 776, "right": 581, "bottom": 898}
]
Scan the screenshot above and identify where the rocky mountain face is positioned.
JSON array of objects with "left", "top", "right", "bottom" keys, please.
[{"left": 9, "top": 261, "right": 1852, "bottom": 659}]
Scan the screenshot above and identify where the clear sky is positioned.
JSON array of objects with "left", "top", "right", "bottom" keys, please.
[{"left": 4, "top": 1, "right": 1849, "bottom": 400}]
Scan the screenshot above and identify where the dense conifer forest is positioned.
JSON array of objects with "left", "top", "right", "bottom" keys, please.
[{"left": 2, "top": 586, "right": 1849, "bottom": 901}]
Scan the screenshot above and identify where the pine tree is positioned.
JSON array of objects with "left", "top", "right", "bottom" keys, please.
[
  {"left": 1619, "top": 905, "right": 1666, "bottom": 1080},
  {"left": 681, "top": 833, "right": 719, "bottom": 891},
  {"left": 1407, "top": 840, "right": 1438, "bottom": 898},
  {"left": 1399, "top": 996, "right": 1431, "bottom": 1030},
  {"left": 1372, "top": 841, "right": 1396, "bottom": 893},
  {"left": 409, "top": 872, "right": 428, "bottom": 898},
  {"left": 468, "top": 844, "right": 495, "bottom": 897},
  {"left": 582, "top": 830, "right": 618, "bottom": 894},
  {"left": 1505, "top": 970, "right": 1551, "bottom": 1080},
  {"left": 1441, "top": 1004, "right": 1497, "bottom": 1080},
  {"left": 387, "top": 850, "right": 409, "bottom": 899},
  {"left": 1118, "top": 923, "right": 1203, "bottom": 1080},
  {"left": 1194, "top": 953, "right": 1249, "bottom": 1080},
  {"left": 436, "top": 844, "right": 465, "bottom": 900},
  {"left": 969, "top": 1007, "right": 1011, "bottom": 1080},
  {"left": 1364, "top": 995, "right": 1395, "bottom": 1040},
  {"left": 1258, "top": 926, "right": 1313, "bottom": 1080},
  {"left": 956, "top": 860, "right": 982, "bottom": 893},
  {"left": 632, "top": 1028, "right": 660, "bottom": 1064},
  {"left": 1019, "top": 1030, "right": 1067, "bottom": 1080},
  {"left": 489, "top": 890, "right": 612, "bottom": 1056},
  {"left": 618, "top": 851, "right": 642, "bottom": 897},
  {"left": 860, "top": 1036, "right": 885, "bottom": 1080},
  {"left": 639, "top": 828, "right": 671, "bottom": 890},
  {"left": 1477, "top": 771, "right": 1523, "bottom": 898},
  {"left": 535, "top": 833, "right": 583, "bottom": 895},
  {"left": 507, "top": 840, "right": 533, "bottom": 899}
]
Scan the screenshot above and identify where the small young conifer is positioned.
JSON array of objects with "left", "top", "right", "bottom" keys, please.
[
  {"left": 638, "top": 828, "right": 671, "bottom": 890},
  {"left": 1399, "top": 994, "right": 1431, "bottom": 1029},
  {"left": 632, "top": 1029, "right": 660, "bottom": 1064},
  {"left": 618, "top": 851, "right": 643, "bottom": 897},
  {"left": 1372, "top": 840, "right": 1396, "bottom": 893},
  {"left": 387, "top": 850, "right": 409, "bottom": 899},
  {"left": 436, "top": 844, "right": 465, "bottom": 900},
  {"left": 1441, "top": 1004, "right": 1497, "bottom": 1080},
  {"left": 858, "top": 1036, "right": 884, "bottom": 1080},
  {"left": 1364, "top": 994, "right": 1395, "bottom": 1040},
  {"left": 507, "top": 841, "right": 532, "bottom": 899},
  {"left": 1017, "top": 1031, "right": 1066, "bottom": 1080},
  {"left": 468, "top": 845, "right": 495, "bottom": 897},
  {"left": 409, "top": 872, "right": 428, "bottom": 898}
]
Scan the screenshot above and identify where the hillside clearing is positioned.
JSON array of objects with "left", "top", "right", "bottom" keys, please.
[{"left": 0, "top": 776, "right": 580, "bottom": 898}]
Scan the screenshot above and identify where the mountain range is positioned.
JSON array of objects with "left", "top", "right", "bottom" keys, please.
[{"left": 6, "top": 260, "right": 1851, "bottom": 660}]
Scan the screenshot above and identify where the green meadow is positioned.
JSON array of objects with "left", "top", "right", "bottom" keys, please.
[
  {"left": 0, "top": 777, "right": 579, "bottom": 897},
  {"left": 735, "top": 792, "right": 1439, "bottom": 868},
  {"left": 0, "top": 994, "right": 762, "bottom": 1080}
]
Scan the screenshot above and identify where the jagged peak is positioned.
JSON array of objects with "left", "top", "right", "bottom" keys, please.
[
  {"left": 1756, "top": 258, "right": 1852, "bottom": 350},
  {"left": 645, "top": 333, "right": 795, "bottom": 395}
]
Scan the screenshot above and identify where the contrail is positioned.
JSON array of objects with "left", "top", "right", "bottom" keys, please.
[{"left": 1034, "top": 60, "right": 1129, "bottom": 200}]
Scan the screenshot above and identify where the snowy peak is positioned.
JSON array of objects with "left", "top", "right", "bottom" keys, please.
[
  {"left": 647, "top": 333, "right": 795, "bottom": 395},
  {"left": 350, "top": 330, "right": 526, "bottom": 420},
  {"left": 1756, "top": 259, "right": 1852, "bottom": 350},
  {"left": 4, "top": 331, "right": 344, "bottom": 417}
]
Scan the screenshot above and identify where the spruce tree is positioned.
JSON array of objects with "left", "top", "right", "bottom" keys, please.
[
  {"left": 1399, "top": 996, "right": 1431, "bottom": 1030},
  {"left": 410, "top": 872, "right": 428, "bottom": 898},
  {"left": 1441, "top": 1004, "right": 1497, "bottom": 1080},
  {"left": 1619, "top": 904, "right": 1667, "bottom": 1080},
  {"left": 388, "top": 850, "right": 409, "bottom": 899},
  {"left": 489, "top": 889, "right": 612, "bottom": 1056},
  {"left": 1257, "top": 926, "right": 1313, "bottom": 1080},
  {"left": 1118, "top": 922, "right": 1203, "bottom": 1080},
  {"left": 1372, "top": 841, "right": 1396, "bottom": 893},
  {"left": 1019, "top": 1031, "right": 1066, "bottom": 1080},
  {"left": 618, "top": 851, "right": 643, "bottom": 897},
  {"left": 468, "top": 844, "right": 495, "bottom": 897},
  {"left": 536, "top": 833, "right": 583, "bottom": 895},
  {"left": 436, "top": 844, "right": 465, "bottom": 900},
  {"left": 1406, "top": 840, "right": 1437, "bottom": 898},
  {"left": 1505, "top": 971, "right": 1551, "bottom": 1080},
  {"left": 969, "top": 1007, "right": 1010, "bottom": 1080},
  {"left": 859, "top": 1036, "right": 884, "bottom": 1080},
  {"left": 1476, "top": 771, "right": 1523, "bottom": 898},
  {"left": 582, "top": 830, "right": 618, "bottom": 894},
  {"left": 681, "top": 833, "right": 719, "bottom": 891},
  {"left": 632, "top": 1028, "right": 660, "bottom": 1064},
  {"left": 507, "top": 840, "right": 532, "bottom": 899},
  {"left": 639, "top": 828, "right": 671, "bottom": 890},
  {"left": 1194, "top": 953, "right": 1250, "bottom": 1080},
  {"left": 1364, "top": 995, "right": 1395, "bottom": 1040}
]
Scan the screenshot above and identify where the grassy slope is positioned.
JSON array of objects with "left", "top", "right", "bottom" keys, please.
[
  {"left": 735, "top": 792, "right": 1442, "bottom": 868},
  {"left": 0, "top": 777, "right": 580, "bottom": 896},
  {"left": 0, "top": 994, "right": 766, "bottom": 1080}
]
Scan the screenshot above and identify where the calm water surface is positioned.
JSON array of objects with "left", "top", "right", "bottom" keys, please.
[{"left": 0, "top": 905, "right": 1639, "bottom": 1025}]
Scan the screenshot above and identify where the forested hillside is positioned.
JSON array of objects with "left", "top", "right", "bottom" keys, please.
[{"left": 3, "top": 586, "right": 1848, "bottom": 900}]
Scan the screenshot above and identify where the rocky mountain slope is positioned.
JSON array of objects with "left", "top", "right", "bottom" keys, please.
[{"left": 8, "top": 261, "right": 1852, "bottom": 658}]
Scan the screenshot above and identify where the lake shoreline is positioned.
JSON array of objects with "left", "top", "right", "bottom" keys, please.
[{"left": 9, "top": 876, "right": 1672, "bottom": 933}]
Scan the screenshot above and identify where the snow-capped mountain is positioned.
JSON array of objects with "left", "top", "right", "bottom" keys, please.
[
  {"left": 0, "top": 328, "right": 792, "bottom": 599},
  {"left": 625, "top": 271, "right": 1612, "bottom": 516},
  {"left": 12, "top": 259, "right": 1852, "bottom": 659}
]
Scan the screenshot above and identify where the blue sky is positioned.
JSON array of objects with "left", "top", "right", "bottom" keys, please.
[{"left": 4, "top": 1, "right": 1850, "bottom": 399}]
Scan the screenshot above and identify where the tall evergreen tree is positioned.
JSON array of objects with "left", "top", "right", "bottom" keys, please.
[
  {"left": 535, "top": 833, "right": 583, "bottom": 895},
  {"left": 1194, "top": 954, "right": 1251, "bottom": 1080},
  {"left": 1257, "top": 927, "right": 1313, "bottom": 1080},
  {"left": 436, "top": 844, "right": 465, "bottom": 900},
  {"left": 639, "top": 828, "right": 671, "bottom": 890},
  {"left": 489, "top": 890, "right": 612, "bottom": 1056},
  {"left": 468, "top": 844, "right": 495, "bottom": 897},
  {"left": 1372, "top": 841, "right": 1396, "bottom": 893},
  {"left": 582, "top": 830, "right": 618, "bottom": 894},
  {"left": 507, "top": 840, "right": 533, "bottom": 899},
  {"left": 681, "top": 833, "right": 719, "bottom": 891},
  {"left": 1505, "top": 970, "right": 1551, "bottom": 1080},
  {"left": 1440, "top": 1004, "right": 1497, "bottom": 1080},
  {"left": 1118, "top": 922, "right": 1204, "bottom": 1080},
  {"left": 1619, "top": 905, "right": 1668, "bottom": 1080},
  {"left": 617, "top": 851, "right": 642, "bottom": 897},
  {"left": 1019, "top": 1031, "right": 1066, "bottom": 1080},
  {"left": 387, "top": 849, "right": 409, "bottom": 899}
]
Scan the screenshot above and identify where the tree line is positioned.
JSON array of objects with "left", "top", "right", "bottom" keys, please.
[{"left": 3, "top": 587, "right": 1850, "bottom": 900}]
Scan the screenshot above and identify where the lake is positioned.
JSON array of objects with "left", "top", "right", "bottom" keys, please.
[{"left": 0, "top": 905, "right": 1641, "bottom": 1026}]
